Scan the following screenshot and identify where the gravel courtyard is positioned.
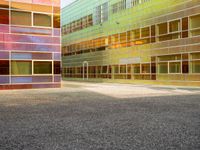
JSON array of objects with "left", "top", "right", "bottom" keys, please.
[{"left": 0, "top": 81, "right": 200, "bottom": 150}]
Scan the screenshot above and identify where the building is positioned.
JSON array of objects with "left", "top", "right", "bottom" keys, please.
[
  {"left": 62, "top": 0, "right": 200, "bottom": 86},
  {"left": 0, "top": 0, "right": 61, "bottom": 89}
]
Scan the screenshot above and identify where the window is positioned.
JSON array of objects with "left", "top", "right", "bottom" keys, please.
[
  {"left": 34, "top": 61, "right": 52, "bottom": 74},
  {"left": 102, "top": 66, "right": 108, "bottom": 74},
  {"left": 112, "top": 0, "right": 126, "bottom": 14},
  {"left": 141, "top": 27, "right": 150, "bottom": 37},
  {"left": 191, "top": 61, "right": 200, "bottom": 73},
  {"left": 182, "top": 61, "right": 189, "bottom": 74},
  {"left": 133, "top": 29, "right": 140, "bottom": 39},
  {"left": 169, "top": 20, "right": 180, "bottom": 32},
  {"left": 157, "top": 23, "right": 168, "bottom": 35},
  {"left": 191, "top": 53, "right": 200, "bottom": 60},
  {"left": 0, "top": 60, "right": 9, "bottom": 75},
  {"left": 11, "top": 11, "right": 31, "bottom": 26},
  {"left": 169, "top": 62, "right": 181, "bottom": 73},
  {"left": 114, "top": 65, "right": 119, "bottom": 74},
  {"left": 0, "top": 9, "right": 9, "bottom": 24},
  {"left": 133, "top": 64, "right": 140, "bottom": 74},
  {"left": 158, "top": 55, "right": 181, "bottom": 61},
  {"left": 158, "top": 63, "right": 168, "bottom": 73},
  {"left": 132, "top": 0, "right": 140, "bottom": 7},
  {"left": 169, "top": 20, "right": 180, "bottom": 39},
  {"left": 53, "top": 14, "right": 60, "bottom": 28},
  {"left": 141, "top": 64, "right": 150, "bottom": 73},
  {"left": 120, "top": 65, "right": 126, "bottom": 73},
  {"left": 120, "top": 32, "right": 127, "bottom": 43},
  {"left": 54, "top": 61, "right": 60, "bottom": 74},
  {"left": 94, "top": 2, "right": 108, "bottom": 24},
  {"left": 33, "top": 13, "right": 51, "bottom": 27},
  {"left": 182, "top": 17, "right": 188, "bottom": 38},
  {"left": 11, "top": 61, "right": 32, "bottom": 75},
  {"left": 190, "top": 15, "right": 200, "bottom": 36}
]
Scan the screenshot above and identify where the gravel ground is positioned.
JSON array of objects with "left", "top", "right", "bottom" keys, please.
[{"left": 0, "top": 81, "right": 200, "bottom": 150}]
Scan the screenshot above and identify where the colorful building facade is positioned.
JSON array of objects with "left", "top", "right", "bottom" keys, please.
[
  {"left": 0, "top": 0, "right": 61, "bottom": 89},
  {"left": 62, "top": 0, "right": 200, "bottom": 86}
]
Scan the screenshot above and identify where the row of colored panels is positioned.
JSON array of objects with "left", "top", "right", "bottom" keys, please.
[
  {"left": 0, "top": 0, "right": 60, "bottom": 7},
  {"left": 0, "top": 9, "right": 60, "bottom": 28},
  {"left": 0, "top": 33, "right": 60, "bottom": 44},
  {"left": 0, "top": 76, "right": 61, "bottom": 84},
  {"left": 0, "top": 51, "right": 61, "bottom": 60},
  {"left": 0, "top": 25, "right": 60, "bottom": 36},
  {"left": 0, "top": 83, "right": 61, "bottom": 90},
  {"left": 1, "top": 3, "right": 60, "bottom": 13},
  {"left": 0, "top": 43, "right": 60, "bottom": 52}
]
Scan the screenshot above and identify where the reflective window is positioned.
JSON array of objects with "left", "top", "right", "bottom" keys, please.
[
  {"left": 157, "top": 23, "right": 168, "bottom": 35},
  {"left": 54, "top": 61, "right": 60, "bottom": 74},
  {"left": 169, "top": 62, "right": 181, "bottom": 73},
  {"left": 190, "top": 15, "right": 200, "bottom": 36},
  {"left": 0, "top": 60, "right": 9, "bottom": 75},
  {"left": 33, "top": 13, "right": 51, "bottom": 27},
  {"left": 191, "top": 61, "right": 200, "bottom": 73},
  {"left": 11, "top": 11, "right": 31, "bottom": 26},
  {"left": 158, "top": 63, "right": 168, "bottom": 73},
  {"left": 0, "top": 0, "right": 9, "bottom": 8},
  {"left": 34, "top": 61, "right": 52, "bottom": 74},
  {"left": 11, "top": 61, "right": 32, "bottom": 75},
  {"left": 53, "top": 14, "right": 60, "bottom": 28},
  {"left": 0, "top": 9, "right": 9, "bottom": 24},
  {"left": 133, "top": 65, "right": 140, "bottom": 74}
]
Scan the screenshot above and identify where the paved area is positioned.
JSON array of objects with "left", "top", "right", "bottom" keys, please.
[{"left": 0, "top": 81, "right": 200, "bottom": 150}]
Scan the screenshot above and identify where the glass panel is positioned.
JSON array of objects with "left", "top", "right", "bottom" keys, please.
[
  {"left": 0, "top": 0, "right": 9, "bottom": 8},
  {"left": 190, "top": 15, "right": 200, "bottom": 29},
  {"left": 54, "top": 61, "right": 60, "bottom": 74},
  {"left": 0, "top": 52, "right": 9, "bottom": 59},
  {"left": 158, "top": 62, "right": 168, "bottom": 73},
  {"left": 32, "top": 53, "right": 52, "bottom": 59},
  {"left": 11, "top": 2, "right": 32, "bottom": 11},
  {"left": 0, "top": 76, "right": 9, "bottom": 84},
  {"left": 11, "top": 11, "right": 31, "bottom": 26},
  {"left": 11, "top": 52, "right": 32, "bottom": 59},
  {"left": 34, "top": 61, "right": 52, "bottom": 74},
  {"left": 190, "top": 15, "right": 200, "bottom": 36},
  {"left": 182, "top": 61, "right": 189, "bottom": 74},
  {"left": 182, "top": 17, "right": 188, "bottom": 30},
  {"left": 32, "top": 76, "right": 52, "bottom": 82},
  {"left": 169, "top": 20, "right": 180, "bottom": 32},
  {"left": 33, "top": 13, "right": 51, "bottom": 27},
  {"left": 169, "top": 62, "right": 181, "bottom": 73},
  {"left": 157, "top": 23, "right": 168, "bottom": 35},
  {"left": 53, "top": 14, "right": 60, "bottom": 28},
  {"left": 54, "top": 76, "right": 61, "bottom": 82},
  {"left": 133, "top": 65, "right": 140, "bottom": 73},
  {"left": 158, "top": 55, "right": 181, "bottom": 61},
  {"left": 11, "top": 77, "right": 32, "bottom": 83},
  {"left": 114, "top": 66, "right": 119, "bottom": 73},
  {"left": 120, "top": 32, "right": 126, "bottom": 43},
  {"left": 141, "top": 27, "right": 150, "bottom": 37},
  {"left": 141, "top": 64, "right": 150, "bottom": 73},
  {"left": 191, "top": 53, "right": 200, "bottom": 60},
  {"left": 191, "top": 61, "right": 200, "bottom": 73},
  {"left": 0, "top": 60, "right": 9, "bottom": 75},
  {"left": 120, "top": 65, "right": 126, "bottom": 73},
  {"left": 11, "top": 26, "right": 52, "bottom": 35},
  {"left": 0, "top": 9, "right": 9, "bottom": 24},
  {"left": 102, "top": 66, "right": 107, "bottom": 73},
  {"left": 11, "top": 61, "right": 32, "bottom": 75}
]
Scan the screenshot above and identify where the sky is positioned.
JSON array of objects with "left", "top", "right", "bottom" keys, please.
[{"left": 61, "top": 0, "right": 76, "bottom": 8}]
